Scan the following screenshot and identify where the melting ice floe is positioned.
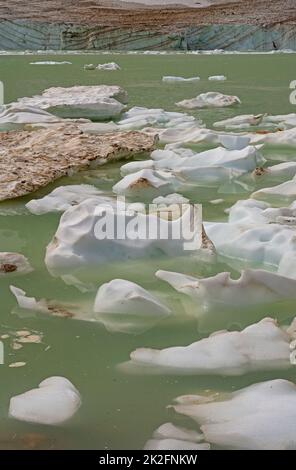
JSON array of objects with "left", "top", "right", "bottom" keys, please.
[
  {"left": 45, "top": 198, "right": 210, "bottom": 274},
  {"left": 117, "top": 145, "right": 265, "bottom": 194},
  {"left": 9, "top": 285, "right": 92, "bottom": 320},
  {"left": 213, "top": 113, "right": 296, "bottom": 130},
  {"left": 0, "top": 104, "right": 65, "bottom": 131},
  {"left": 15, "top": 85, "right": 128, "bottom": 120},
  {"left": 252, "top": 162, "right": 296, "bottom": 184},
  {"left": 155, "top": 269, "right": 296, "bottom": 310},
  {"left": 9, "top": 377, "right": 81, "bottom": 425},
  {"left": 162, "top": 76, "right": 200, "bottom": 83},
  {"left": 118, "top": 106, "right": 201, "bottom": 130},
  {"left": 176, "top": 92, "right": 241, "bottom": 109},
  {"left": 10, "top": 280, "right": 172, "bottom": 334},
  {"left": 125, "top": 317, "right": 296, "bottom": 376},
  {"left": 205, "top": 220, "right": 296, "bottom": 278},
  {"left": 96, "top": 62, "right": 121, "bottom": 71},
  {"left": 113, "top": 169, "right": 180, "bottom": 197},
  {"left": 30, "top": 61, "right": 72, "bottom": 65},
  {"left": 0, "top": 253, "right": 33, "bottom": 275},
  {"left": 172, "top": 379, "right": 296, "bottom": 449},
  {"left": 251, "top": 175, "right": 296, "bottom": 206},
  {"left": 26, "top": 185, "right": 114, "bottom": 215},
  {"left": 205, "top": 197, "right": 296, "bottom": 278},
  {"left": 208, "top": 75, "right": 227, "bottom": 81},
  {"left": 145, "top": 423, "right": 210, "bottom": 450},
  {"left": 94, "top": 279, "right": 172, "bottom": 334},
  {"left": 228, "top": 198, "right": 296, "bottom": 225}
]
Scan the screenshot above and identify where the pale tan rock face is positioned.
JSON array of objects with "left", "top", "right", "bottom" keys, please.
[{"left": 0, "top": 126, "right": 157, "bottom": 202}]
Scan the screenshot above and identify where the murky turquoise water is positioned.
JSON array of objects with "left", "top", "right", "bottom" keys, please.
[{"left": 0, "top": 52, "right": 296, "bottom": 449}]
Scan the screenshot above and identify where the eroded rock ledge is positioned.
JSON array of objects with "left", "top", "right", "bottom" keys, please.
[{"left": 0, "top": 126, "right": 157, "bottom": 201}]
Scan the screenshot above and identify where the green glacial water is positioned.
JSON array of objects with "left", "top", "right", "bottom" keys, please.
[{"left": 0, "top": 52, "right": 296, "bottom": 449}]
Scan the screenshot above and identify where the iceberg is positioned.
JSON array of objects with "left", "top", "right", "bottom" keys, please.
[
  {"left": 0, "top": 253, "right": 33, "bottom": 275},
  {"left": 127, "top": 318, "right": 295, "bottom": 375},
  {"left": 0, "top": 104, "right": 64, "bottom": 130},
  {"left": 208, "top": 75, "right": 227, "bottom": 81},
  {"left": 176, "top": 92, "right": 241, "bottom": 109},
  {"left": 206, "top": 220, "right": 296, "bottom": 274},
  {"left": 96, "top": 62, "right": 121, "bottom": 71},
  {"left": 144, "top": 422, "right": 210, "bottom": 450},
  {"left": 156, "top": 268, "right": 296, "bottom": 309},
  {"left": 16, "top": 85, "right": 128, "bottom": 120},
  {"left": 113, "top": 169, "right": 180, "bottom": 198},
  {"left": 30, "top": 61, "right": 72, "bottom": 65},
  {"left": 26, "top": 184, "right": 114, "bottom": 215},
  {"left": 162, "top": 76, "right": 200, "bottom": 83},
  {"left": 118, "top": 106, "right": 200, "bottom": 131},
  {"left": 9, "top": 377, "right": 81, "bottom": 425},
  {"left": 45, "top": 198, "right": 208, "bottom": 274},
  {"left": 94, "top": 279, "right": 171, "bottom": 334},
  {"left": 251, "top": 176, "right": 296, "bottom": 206},
  {"left": 173, "top": 379, "right": 296, "bottom": 449}
]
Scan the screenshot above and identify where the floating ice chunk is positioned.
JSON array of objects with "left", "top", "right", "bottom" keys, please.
[
  {"left": 153, "top": 145, "right": 265, "bottom": 173},
  {"left": 113, "top": 169, "right": 180, "bottom": 198},
  {"left": 45, "top": 198, "right": 206, "bottom": 274},
  {"left": 149, "top": 145, "right": 264, "bottom": 187},
  {"left": 263, "top": 113, "right": 296, "bottom": 126},
  {"left": 10, "top": 285, "right": 91, "bottom": 320},
  {"left": 144, "top": 420, "right": 208, "bottom": 451},
  {"left": 213, "top": 114, "right": 265, "bottom": 129},
  {"left": 156, "top": 269, "right": 296, "bottom": 309},
  {"left": 16, "top": 85, "right": 128, "bottom": 120},
  {"left": 217, "top": 134, "right": 250, "bottom": 150},
  {"left": 118, "top": 106, "right": 200, "bottom": 131},
  {"left": 252, "top": 162, "right": 296, "bottom": 182},
  {"left": 228, "top": 198, "right": 296, "bottom": 225},
  {"left": 278, "top": 252, "right": 296, "bottom": 280},
  {"left": 151, "top": 422, "right": 204, "bottom": 443},
  {"left": 94, "top": 279, "right": 171, "bottom": 334},
  {"left": 205, "top": 221, "right": 296, "bottom": 272},
  {"left": 145, "top": 437, "right": 209, "bottom": 450},
  {"left": 26, "top": 185, "right": 113, "bottom": 215},
  {"left": 173, "top": 379, "right": 296, "bottom": 449},
  {"left": 120, "top": 160, "right": 154, "bottom": 176},
  {"left": 0, "top": 104, "right": 64, "bottom": 130},
  {"left": 96, "top": 62, "right": 121, "bottom": 71},
  {"left": 176, "top": 92, "right": 241, "bottom": 109},
  {"left": 30, "top": 61, "right": 72, "bottom": 65},
  {"left": 157, "top": 128, "right": 250, "bottom": 149},
  {"left": 208, "top": 75, "right": 227, "bottom": 81},
  {"left": 10, "top": 286, "right": 51, "bottom": 314},
  {"left": 176, "top": 166, "right": 244, "bottom": 186},
  {"left": 210, "top": 199, "right": 224, "bottom": 205},
  {"left": 9, "top": 377, "right": 81, "bottom": 425},
  {"left": 260, "top": 127, "right": 296, "bottom": 146},
  {"left": 84, "top": 64, "right": 95, "bottom": 70},
  {"left": 162, "top": 76, "right": 200, "bottom": 83},
  {"left": 251, "top": 176, "right": 296, "bottom": 206},
  {"left": 0, "top": 253, "right": 33, "bottom": 275},
  {"left": 128, "top": 318, "right": 295, "bottom": 375},
  {"left": 156, "top": 126, "right": 216, "bottom": 145},
  {"left": 153, "top": 193, "right": 190, "bottom": 205}
]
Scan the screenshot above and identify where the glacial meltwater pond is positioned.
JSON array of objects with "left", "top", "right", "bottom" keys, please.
[{"left": 0, "top": 52, "right": 296, "bottom": 449}]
